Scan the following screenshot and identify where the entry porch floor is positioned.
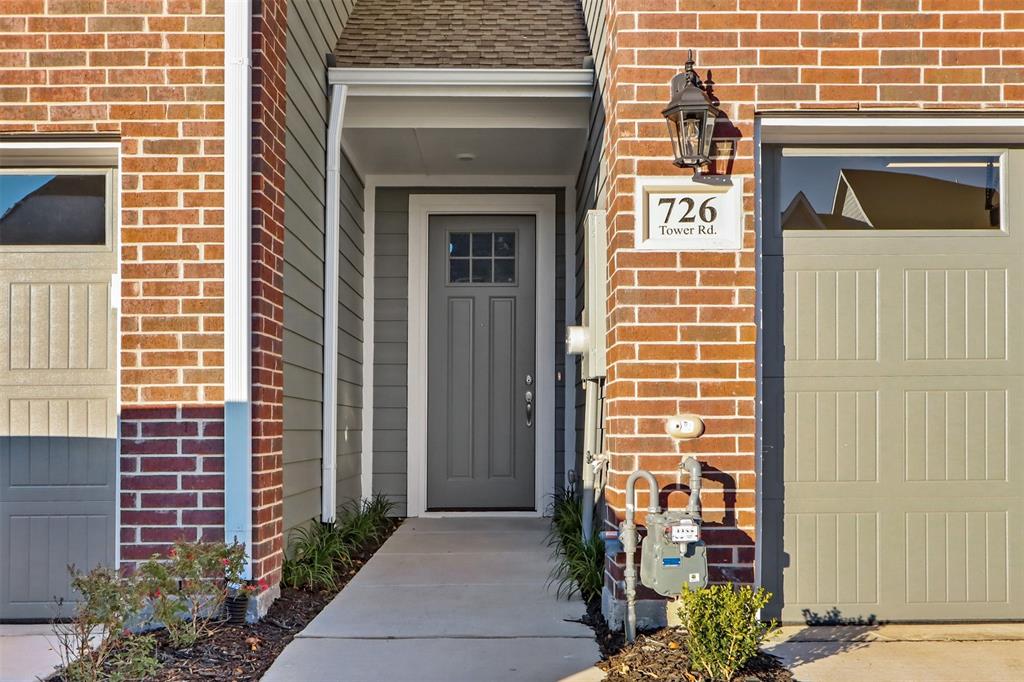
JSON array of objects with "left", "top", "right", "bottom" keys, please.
[{"left": 262, "top": 517, "right": 603, "bottom": 682}]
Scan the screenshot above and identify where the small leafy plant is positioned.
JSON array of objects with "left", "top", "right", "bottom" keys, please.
[
  {"left": 52, "top": 565, "right": 155, "bottom": 682},
  {"left": 136, "top": 541, "right": 247, "bottom": 648},
  {"left": 547, "top": 484, "right": 605, "bottom": 603},
  {"left": 676, "top": 583, "right": 778, "bottom": 682}
]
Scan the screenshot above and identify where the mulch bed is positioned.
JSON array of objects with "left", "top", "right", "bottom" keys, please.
[
  {"left": 53, "top": 519, "right": 402, "bottom": 682},
  {"left": 581, "top": 598, "right": 792, "bottom": 682}
]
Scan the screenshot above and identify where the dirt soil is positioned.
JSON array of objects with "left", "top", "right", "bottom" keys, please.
[
  {"left": 583, "top": 599, "right": 792, "bottom": 682},
  {"left": 53, "top": 519, "right": 401, "bottom": 682}
]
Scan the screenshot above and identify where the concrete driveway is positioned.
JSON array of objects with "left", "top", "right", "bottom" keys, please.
[
  {"left": 0, "top": 624, "right": 60, "bottom": 682},
  {"left": 262, "top": 517, "right": 603, "bottom": 682},
  {"left": 765, "top": 622, "right": 1024, "bottom": 682}
]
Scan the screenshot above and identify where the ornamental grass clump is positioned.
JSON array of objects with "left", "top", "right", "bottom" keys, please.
[
  {"left": 676, "top": 583, "right": 778, "bottom": 682},
  {"left": 282, "top": 494, "right": 397, "bottom": 591},
  {"left": 547, "top": 483, "right": 605, "bottom": 603}
]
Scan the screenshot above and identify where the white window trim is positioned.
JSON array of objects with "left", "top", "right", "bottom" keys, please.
[
  {"left": 752, "top": 112, "right": 1024, "bottom": 595},
  {"left": 406, "top": 193, "right": 557, "bottom": 518}
]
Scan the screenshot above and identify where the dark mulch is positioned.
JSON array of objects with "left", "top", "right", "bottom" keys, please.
[
  {"left": 581, "top": 598, "right": 792, "bottom": 682},
  {"left": 53, "top": 519, "right": 402, "bottom": 682}
]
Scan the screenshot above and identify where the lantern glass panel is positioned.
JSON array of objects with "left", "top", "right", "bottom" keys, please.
[
  {"left": 682, "top": 114, "right": 702, "bottom": 163},
  {"left": 701, "top": 109, "right": 717, "bottom": 162}
]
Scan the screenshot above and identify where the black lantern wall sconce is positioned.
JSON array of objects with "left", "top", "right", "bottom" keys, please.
[{"left": 662, "top": 50, "right": 720, "bottom": 171}]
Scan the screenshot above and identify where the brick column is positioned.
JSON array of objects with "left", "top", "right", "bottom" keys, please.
[
  {"left": 249, "top": 0, "right": 287, "bottom": 599},
  {"left": 598, "top": 0, "right": 1023, "bottom": 627}
]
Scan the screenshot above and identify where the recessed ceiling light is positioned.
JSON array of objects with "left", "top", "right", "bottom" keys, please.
[{"left": 456, "top": 153, "right": 475, "bottom": 162}]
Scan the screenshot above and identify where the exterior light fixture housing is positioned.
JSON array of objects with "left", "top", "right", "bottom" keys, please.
[{"left": 662, "top": 51, "right": 720, "bottom": 169}]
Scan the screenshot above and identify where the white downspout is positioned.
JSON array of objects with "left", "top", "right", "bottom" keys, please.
[
  {"left": 223, "top": 0, "right": 253, "bottom": 578},
  {"left": 322, "top": 83, "right": 348, "bottom": 523}
]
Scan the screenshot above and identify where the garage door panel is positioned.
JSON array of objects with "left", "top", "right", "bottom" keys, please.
[
  {"left": 782, "top": 511, "right": 880, "bottom": 612},
  {"left": 1, "top": 510, "right": 114, "bottom": 620},
  {"left": 783, "top": 267, "right": 878, "bottom": 364},
  {"left": 904, "top": 267, "right": 1008, "bottom": 362}
]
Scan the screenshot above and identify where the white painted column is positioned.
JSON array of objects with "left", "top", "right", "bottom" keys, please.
[
  {"left": 321, "top": 83, "right": 348, "bottom": 522},
  {"left": 223, "top": 0, "right": 253, "bottom": 577}
]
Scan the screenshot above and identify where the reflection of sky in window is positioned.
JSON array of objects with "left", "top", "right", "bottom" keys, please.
[
  {"left": 0, "top": 175, "right": 54, "bottom": 219},
  {"left": 779, "top": 156, "right": 999, "bottom": 213}
]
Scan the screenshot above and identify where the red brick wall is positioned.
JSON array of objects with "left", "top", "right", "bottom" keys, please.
[
  {"left": 599, "top": 0, "right": 1020, "bottom": 603},
  {"left": 0, "top": 0, "right": 228, "bottom": 566},
  {"left": 250, "top": 0, "right": 287, "bottom": 588}
]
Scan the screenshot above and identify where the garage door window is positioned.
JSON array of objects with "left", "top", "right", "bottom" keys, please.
[
  {"left": 0, "top": 171, "right": 108, "bottom": 245},
  {"left": 779, "top": 151, "right": 1001, "bottom": 231}
]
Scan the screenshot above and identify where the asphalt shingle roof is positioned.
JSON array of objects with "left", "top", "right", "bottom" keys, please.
[{"left": 333, "top": 0, "right": 591, "bottom": 69}]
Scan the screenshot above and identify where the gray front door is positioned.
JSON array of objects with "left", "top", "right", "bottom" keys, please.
[
  {"left": 762, "top": 148, "right": 1024, "bottom": 622},
  {"left": 427, "top": 215, "right": 536, "bottom": 510},
  {"left": 0, "top": 170, "right": 117, "bottom": 621}
]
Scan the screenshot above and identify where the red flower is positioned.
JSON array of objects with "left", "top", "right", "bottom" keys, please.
[
  {"left": 168, "top": 548, "right": 176, "bottom": 557},
  {"left": 258, "top": 578, "right": 269, "bottom": 592},
  {"left": 221, "top": 558, "right": 230, "bottom": 566}
]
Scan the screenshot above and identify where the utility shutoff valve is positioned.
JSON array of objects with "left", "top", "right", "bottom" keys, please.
[{"left": 639, "top": 510, "right": 709, "bottom": 596}]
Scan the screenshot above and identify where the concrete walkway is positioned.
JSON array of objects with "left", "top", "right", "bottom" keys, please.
[
  {"left": 0, "top": 624, "right": 60, "bottom": 682},
  {"left": 765, "top": 623, "right": 1024, "bottom": 681},
  {"left": 262, "top": 517, "right": 603, "bottom": 682}
]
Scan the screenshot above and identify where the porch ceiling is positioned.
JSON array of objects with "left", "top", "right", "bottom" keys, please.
[{"left": 332, "top": 68, "right": 594, "bottom": 177}]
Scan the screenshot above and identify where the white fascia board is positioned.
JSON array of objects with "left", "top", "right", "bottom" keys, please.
[
  {"left": 223, "top": 0, "right": 253, "bottom": 577},
  {"left": 760, "top": 113, "right": 1024, "bottom": 144},
  {"left": 328, "top": 67, "right": 593, "bottom": 98}
]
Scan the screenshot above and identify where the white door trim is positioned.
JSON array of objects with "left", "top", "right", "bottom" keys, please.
[{"left": 406, "top": 193, "right": 557, "bottom": 517}]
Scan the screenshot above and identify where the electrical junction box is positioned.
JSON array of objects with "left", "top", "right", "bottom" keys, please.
[{"left": 639, "top": 510, "right": 708, "bottom": 596}]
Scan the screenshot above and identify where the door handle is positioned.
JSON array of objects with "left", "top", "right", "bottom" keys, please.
[{"left": 525, "top": 390, "right": 533, "bottom": 428}]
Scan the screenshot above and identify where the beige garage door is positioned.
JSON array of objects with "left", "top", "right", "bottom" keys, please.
[
  {"left": 762, "top": 148, "right": 1024, "bottom": 622},
  {"left": 0, "top": 168, "right": 117, "bottom": 621}
]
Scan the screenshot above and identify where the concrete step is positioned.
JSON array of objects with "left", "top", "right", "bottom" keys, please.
[
  {"left": 351, "top": 548, "right": 554, "bottom": 587},
  {"left": 262, "top": 636, "right": 604, "bottom": 682},
  {"left": 379, "top": 529, "right": 550, "bottom": 555},
  {"left": 298, "top": 584, "right": 590, "bottom": 639}
]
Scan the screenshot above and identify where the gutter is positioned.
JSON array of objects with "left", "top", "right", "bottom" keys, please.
[
  {"left": 327, "top": 67, "right": 593, "bottom": 98},
  {"left": 223, "top": 0, "right": 253, "bottom": 578},
  {"left": 322, "top": 83, "right": 348, "bottom": 522}
]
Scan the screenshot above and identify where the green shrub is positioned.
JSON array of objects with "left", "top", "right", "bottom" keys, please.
[
  {"left": 282, "top": 494, "right": 396, "bottom": 591},
  {"left": 136, "top": 541, "right": 247, "bottom": 648},
  {"left": 676, "top": 583, "right": 778, "bottom": 682},
  {"left": 53, "top": 565, "right": 154, "bottom": 682},
  {"left": 547, "top": 484, "right": 605, "bottom": 603}
]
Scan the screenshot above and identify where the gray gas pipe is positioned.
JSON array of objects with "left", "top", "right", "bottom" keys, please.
[{"left": 619, "top": 456, "right": 706, "bottom": 643}]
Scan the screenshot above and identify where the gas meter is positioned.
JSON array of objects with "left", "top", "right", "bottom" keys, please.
[{"left": 639, "top": 509, "right": 708, "bottom": 596}]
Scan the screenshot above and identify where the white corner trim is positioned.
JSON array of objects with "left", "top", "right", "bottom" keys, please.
[
  {"left": 322, "top": 83, "right": 349, "bottom": 522},
  {"left": 563, "top": 184, "right": 577, "bottom": 489},
  {"left": 360, "top": 181, "right": 376, "bottom": 501},
  {"left": 406, "top": 194, "right": 558, "bottom": 517},
  {"left": 329, "top": 67, "right": 593, "bottom": 98},
  {"left": 752, "top": 116, "right": 765, "bottom": 591},
  {"left": 223, "top": 0, "right": 253, "bottom": 577}
]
